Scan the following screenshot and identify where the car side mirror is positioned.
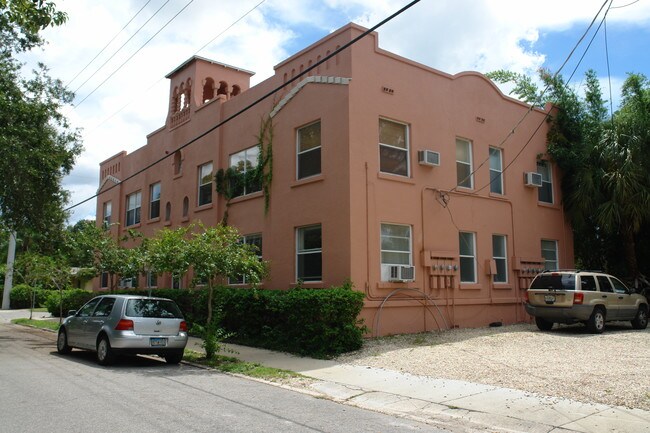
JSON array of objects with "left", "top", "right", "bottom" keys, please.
[{"left": 67, "top": 310, "right": 77, "bottom": 317}]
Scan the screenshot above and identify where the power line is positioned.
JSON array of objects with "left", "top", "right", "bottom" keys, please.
[
  {"left": 451, "top": 0, "right": 611, "bottom": 195},
  {"left": 65, "top": 0, "right": 423, "bottom": 212},
  {"left": 85, "top": 0, "right": 267, "bottom": 136},
  {"left": 66, "top": 0, "right": 152, "bottom": 87},
  {"left": 72, "top": 0, "right": 195, "bottom": 110},
  {"left": 71, "top": 0, "right": 171, "bottom": 97}
]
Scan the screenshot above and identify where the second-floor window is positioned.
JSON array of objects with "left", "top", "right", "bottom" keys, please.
[
  {"left": 229, "top": 146, "right": 261, "bottom": 197},
  {"left": 489, "top": 147, "right": 503, "bottom": 194},
  {"left": 198, "top": 162, "right": 213, "bottom": 206},
  {"left": 297, "top": 121, "right": 321, "bottom": 179},
  {"left": 149, "top": 182, "right": 161, "bottom": 219},
  {"left": 126, "top": 191, "right": 141, "bottom": 227},
  {"left": 102, "top": 201, "right": 112, "bottom": 227},
  {"left": 456, "top": 138, "right": 473, "bottom": 189},
  {"left": 537, "top": 161, "right": 553, "bottom": 204},
  {"left": 379, "top": 118, "right": 409, "bottom": 177}
]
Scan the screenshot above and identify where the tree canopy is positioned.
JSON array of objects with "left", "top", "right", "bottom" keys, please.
[
  {"left": 489, "top": 68, "right": 650, "bottom": 280},
  {"left": 0, "top": 0, "right": 82, "bottom": 244}
]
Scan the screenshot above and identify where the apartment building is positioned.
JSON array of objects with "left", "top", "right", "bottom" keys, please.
[{"left": 96, "top": 23, "right": 573, "bottom": 335}]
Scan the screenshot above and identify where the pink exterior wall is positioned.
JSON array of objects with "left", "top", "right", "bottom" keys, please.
[{"left": 96, "top": 24, "right": 574, "bottom": 336}]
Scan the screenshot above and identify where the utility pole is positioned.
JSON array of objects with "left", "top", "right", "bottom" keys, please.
[{"left": 2, "top": 231, "right": 17, "bottom": 309}]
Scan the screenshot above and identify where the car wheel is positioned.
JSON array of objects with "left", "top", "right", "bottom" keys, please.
[
  {"left": 57, "top": 328, "right": 72, "bottom": 354},
  {"left": 97, "top": 335, "right": 116, "bottom": 366},
  {"left": 631, "top": 306, "right": 648, "bottom": 330},
  {"left": 164, "top": 350, "right": 184, "bottom": 365},
  {"left": 586, "top": 308, "right": 606, "bottom": 334},
  {"left": 535, "top": 317, "right": 554, "bottom": 331}
]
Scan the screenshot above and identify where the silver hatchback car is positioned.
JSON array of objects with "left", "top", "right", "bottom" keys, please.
[{"left": 57, "top": 295, "right": 188, "bottom": 365}]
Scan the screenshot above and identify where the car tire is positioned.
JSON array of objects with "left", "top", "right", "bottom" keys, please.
[
  {"left": 586, "top": 308, "right": 606, "bottom": 334},
  {"left": 164, "top": 350, "right": 184, "bottom": 365},
  {"left": 631, "top": 306, "right": 648, "bottom": 330},
  {"left": 57, "top": 328, "right": 72, "bottom": 354},
  {"left": 97, "top": 335, "right": 116, "bottom": 366},
  {"left": 535, "top": 317, "right": 554, "bottom": 331}
]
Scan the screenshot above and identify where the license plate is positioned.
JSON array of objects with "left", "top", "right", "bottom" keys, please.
[
  {"left": 544, "top": 295, "right": 556, "bottom": 304},
  {"left": 150, "top": 337, "right": 167, "bottom": 347}
]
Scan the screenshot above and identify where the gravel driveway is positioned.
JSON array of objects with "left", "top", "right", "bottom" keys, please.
[{"left": 336, "top": 322, "right": 650, "bottom": 410}]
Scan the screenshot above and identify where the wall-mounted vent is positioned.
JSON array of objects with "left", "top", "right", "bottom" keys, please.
[
  {"left": 418, "top": 150, "right": 440, "bottom": 167},
  {"left": 524, "top": 172, "right": 543, "bottom": 187},
  {"left": 389, "top": 265, "right": 415, "bottom": 282}
]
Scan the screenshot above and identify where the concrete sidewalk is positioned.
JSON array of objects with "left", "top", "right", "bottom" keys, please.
[
  {"left": 187, "top": 337, "right": 650, "bottom": 433},
  {"left": 3, "top": 309, "right": 648, "bottom": 433}
]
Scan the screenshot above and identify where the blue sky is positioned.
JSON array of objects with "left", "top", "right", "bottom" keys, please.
[{"left": 21, "top": 0, "right": 650, "bottom": 223}]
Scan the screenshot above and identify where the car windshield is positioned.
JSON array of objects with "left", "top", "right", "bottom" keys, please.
[
  {"left": 125, "top": 299, "right": 183, "bottom": 319},
  {"left": 530, "top": 274, "right": 576, "bottom": 290}
]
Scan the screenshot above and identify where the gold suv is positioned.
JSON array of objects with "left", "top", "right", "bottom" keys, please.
[{"left": 525, "top": 270, "right": 648, "bottom": 333}]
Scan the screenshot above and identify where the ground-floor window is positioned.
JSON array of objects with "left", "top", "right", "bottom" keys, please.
[
  {"left": 297, "top": 225, "right": 322, "bottom": 282},
  {"left": 459, "top": 232, "right": 476, "bottom": 283},
  {"left": 541, "top": 239, "right": 558, "bottom": 270},
  {"left": 380, "top": 223, "right": 412, "bottom": 281},
  {"left": 492, "top": 234, "right": 508, "bottom": 283},
  {"left": 229, "top": 234, "right": 263, "bottom": 284}
]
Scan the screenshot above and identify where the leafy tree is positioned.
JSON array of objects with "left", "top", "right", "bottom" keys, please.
[
  {"left": 146, "top": 226, "right": 192, "bottom": 288},
  {"left": 0, "top": 0, "right": 82, "bottom": 240},
  {"left": 14, "top": 252, "right": 70, "bottom": 321},
  {"left": 489, "top": 68, "right": 650, "bottom": 280}
]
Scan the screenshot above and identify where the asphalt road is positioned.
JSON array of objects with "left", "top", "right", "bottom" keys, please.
[{"left": 0, "top": 324, "right": 451, "bottom": 433}]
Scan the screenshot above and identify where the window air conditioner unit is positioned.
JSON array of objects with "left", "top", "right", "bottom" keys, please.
[
  {"left": 524, "top": 172, "right": 543, "bottom": 187},
  {"left": 389, "top": 265, "right": 415, "bottom": 282},
  {"left": 418, "top": 150, "right": 440, "bottom": 167}
]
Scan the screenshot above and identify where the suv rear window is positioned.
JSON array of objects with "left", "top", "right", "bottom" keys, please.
[
  {"left": 125, "top": 299, "right": 184, "bottom": 319},
  {"left": 530, "top": 274, "right": 576, "bottom": 290}
]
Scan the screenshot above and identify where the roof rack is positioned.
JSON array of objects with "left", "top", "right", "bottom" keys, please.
[{"left": 541, "top": 269, "right": 604, "bottom": 273}]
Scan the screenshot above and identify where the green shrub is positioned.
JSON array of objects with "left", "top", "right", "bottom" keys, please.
[
  {"left": 9, "top": 284, "right": 46, "bottom": 309},
  {"left": 45, "top": 289, "right": 95, "bottom": 317}
]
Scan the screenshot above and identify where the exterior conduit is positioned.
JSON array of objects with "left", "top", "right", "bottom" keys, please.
[{"left": 373, "top": 288, "right": 450, "bottom": 337}]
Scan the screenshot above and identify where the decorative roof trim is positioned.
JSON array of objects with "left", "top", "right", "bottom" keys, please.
[
  {"left": 97, "top": 175, "right": 121, "bottom": 194},
  {"left": 270, "top": 76, "right": 351, "bottom": 118}
]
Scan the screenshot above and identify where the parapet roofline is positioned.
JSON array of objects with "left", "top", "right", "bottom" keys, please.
[{"left": 165, "top": 55, "right": 255, "bottom": 78}]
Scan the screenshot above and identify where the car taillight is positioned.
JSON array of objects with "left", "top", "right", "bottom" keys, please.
[
  {"left": 115, "top": 319, "right": 134, "bottom": 331},
  {"left": 573, "top": 292, "right": 584, "bottom": 305},
  {"left": 179, "top": 321, "right": 188, "bottom": 332},
  {"left": 523, "top": 290, "right": 529, "bottom": 303}
]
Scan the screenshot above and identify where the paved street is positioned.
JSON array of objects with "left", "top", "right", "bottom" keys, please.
[{"left": 0, "top": 323, "right": 452, "bottom": 433}]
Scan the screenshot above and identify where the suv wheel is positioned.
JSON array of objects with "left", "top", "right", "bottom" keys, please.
[
  {"left": 535, "top": 317, "right": 554, "bottom": 331},
  {"left": 586, "top": 308, "right": 606, "bottom": 334},
  {"left": 631, "top": 306, "right": 648, "bottom": 330}
]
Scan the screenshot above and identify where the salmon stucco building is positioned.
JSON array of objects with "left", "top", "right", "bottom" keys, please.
[{"left": 96, "top": 23, "right": 574, "bottom": 336}]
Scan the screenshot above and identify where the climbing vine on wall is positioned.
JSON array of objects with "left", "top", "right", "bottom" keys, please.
[{"left": 215, "top": 115, "right": 273, "bottom": 224}]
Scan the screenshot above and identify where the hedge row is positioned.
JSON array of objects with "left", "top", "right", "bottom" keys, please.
[{"left": 41, "top": 284, "right": 367, "bottom": 358}]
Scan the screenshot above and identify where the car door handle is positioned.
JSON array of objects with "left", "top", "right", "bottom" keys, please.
[{"left": 602, "top": 295, "right": 608, "bottom": 298}]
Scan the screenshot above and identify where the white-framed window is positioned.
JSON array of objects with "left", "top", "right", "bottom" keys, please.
[
  {"left": 297, "top": 121, "right": 321, "bottom": 179},
  {"left": 380, "top": 223, "right": 412, "bottom": 281},
  {"left": 489, "top": 147, "right": 503, "bottom": 194},
  {"left": 149, "top": 182, "right": 161, "bottom": 219},
  {"left": 229, "top": 234, "right": 263, "bottom": 285},
  {"left": 537, "top": 161, "right": 553, "bottom": 204},
  {"left": 198, "top": 162, "right": 213, "bottom": 206},
  {"left": 119, "top": 277, "right": 137, "bottom": 289},
  {"left": 102, "top": 201, "right": 112, "bottom": 228},
  {"left": 296, "top": 225, "right": 322, "bottom": 282},
  {"left": 541, "top": 239, "right": 558, "bottom": 270},
  {"left": 172, "top": 274, "right": 182, "bottom": 290},
  {"left": 229, "top": 146, "right": 261, "bottom": 197},
  {"left": 459, "top": 232, "right": 476, "bottom": 283},
  {"left": 492, "top": 235, "right": 508, "bottom": 283},
  {"left": 379, "top": 118, "right": 409, "bottom": 177},
  {"left": 125, "top": 191, "right": 141, "bottom": 227},
  {"left": 456, "top": 138, "right": 473, "bottom": 189},
  {"left": 147, "top": 271, "right": 157, "bottom": 288}
]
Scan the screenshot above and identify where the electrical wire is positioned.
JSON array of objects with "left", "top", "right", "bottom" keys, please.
[
  {"left": 64, "top": 0, "right": 424, "bottom": 212},
  {"left": 71, "top": 0, "right": 171, "bottom": 96},
  {"left": 452, "top": 0, "right": 611, "bottom": 195},
  {"left": 72, "top": 0, "right": 195, "bottom": 111},
  {"left": 66, "top": 0, "right": 152, "bottom": 87},
  {"left": 84, "top": 0, "right": 267, "bottom": 135}
]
